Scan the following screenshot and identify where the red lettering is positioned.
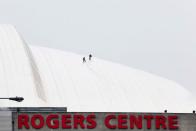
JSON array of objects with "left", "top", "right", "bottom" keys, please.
[
  {"left": 74, "top": 114, "right": 85, "bottom": 129},
  {"left": 87, "top": 114, "right": 97, "bottom": 129},
  {"left": 168, "top": 116, "right": 178, "bottom": 129},
  {"left": 130, "top": 115, "right": 142, "bottom": 129},
  {"left": 155, "top": 115, "right": 167, "bottom": 129},
  {"left": 144, "top": 115, "right": 153, "bottom": 129},
  {"left": 31, "top": 114, "right": 44, "bottom": 129},
  {"left": 118, "top": 115, "right": 128, "bottom": 129},
  {"left": 18, "top": 114, "right": 30, "bottom": 129},
  {"left": 46, "top": 114, "right": 59, "bottom": 129},
  {"left": 104, "top": 115, "right": 116, "bottom": 129},
  {"left": 17, "top": 113, "right": 179, "bottom": 130},
  {"left": 62, "top": 114, "right": 72, "bottom": 129}
]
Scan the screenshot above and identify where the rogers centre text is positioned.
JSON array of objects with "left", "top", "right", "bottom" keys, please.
[{"left": 18, "top": 114, "right": 178, "bottom": 130}]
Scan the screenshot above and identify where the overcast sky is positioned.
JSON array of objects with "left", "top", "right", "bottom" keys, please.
[{"left": 0, "top": 0, "right": 196, "bottom": 93}]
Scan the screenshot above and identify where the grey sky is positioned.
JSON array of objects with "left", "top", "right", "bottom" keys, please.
[{"left": 0, "top": 0, "right": 196, "bottom": 93}]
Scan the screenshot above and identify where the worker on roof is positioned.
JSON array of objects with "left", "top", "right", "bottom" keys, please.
[
  {"left": 89, "top": 54, "right": 92, "bottom": 61},
  {"left": 83, "top": 57, "right": 86, "bottom": 63}
]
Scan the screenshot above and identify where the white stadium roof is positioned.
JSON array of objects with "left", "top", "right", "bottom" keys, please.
[{"left": 0, "top": 24, "right": 195, "bottom": 112}]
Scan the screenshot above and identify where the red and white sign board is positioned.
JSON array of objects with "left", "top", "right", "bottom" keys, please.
[{"left": 13, "top": 112, "right": 196, "bottom": 131}]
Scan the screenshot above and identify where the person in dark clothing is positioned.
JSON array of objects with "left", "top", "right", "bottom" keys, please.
[
  {"left": 89, "top": 54, "right": 92, "bottom": 61},
  {"left": 83, "top": 57, "right": 86, "bottom": 63}
]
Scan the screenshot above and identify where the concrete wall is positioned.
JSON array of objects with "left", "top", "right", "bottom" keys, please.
[{"left": 0, "top": 111, "right": 12, "bottom": 131}]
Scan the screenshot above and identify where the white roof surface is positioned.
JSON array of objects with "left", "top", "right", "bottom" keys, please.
[{"left": 0, "top": 24, "right": 195, "bottom": 112}]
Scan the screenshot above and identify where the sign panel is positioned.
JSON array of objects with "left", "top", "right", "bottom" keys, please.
[{"left": 13, "top": 112, "right": 196, "bottom": 131}]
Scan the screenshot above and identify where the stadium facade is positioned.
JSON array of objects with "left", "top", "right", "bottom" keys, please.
[{"left": 0, "top": 25, "right": 195, "bottom": 131}]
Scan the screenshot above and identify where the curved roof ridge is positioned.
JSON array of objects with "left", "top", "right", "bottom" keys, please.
[{"left": 0, "top": 25, "right": 46, "bottom": 106}]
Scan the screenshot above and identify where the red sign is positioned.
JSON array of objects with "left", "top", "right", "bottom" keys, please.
[{"left": 18, "top": 114, "right": 178, "bottom": 130}]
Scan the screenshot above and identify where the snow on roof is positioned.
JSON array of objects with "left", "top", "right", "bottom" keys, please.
[{"left": 0, "top": 25, "right": 195, "bottom": 112}]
